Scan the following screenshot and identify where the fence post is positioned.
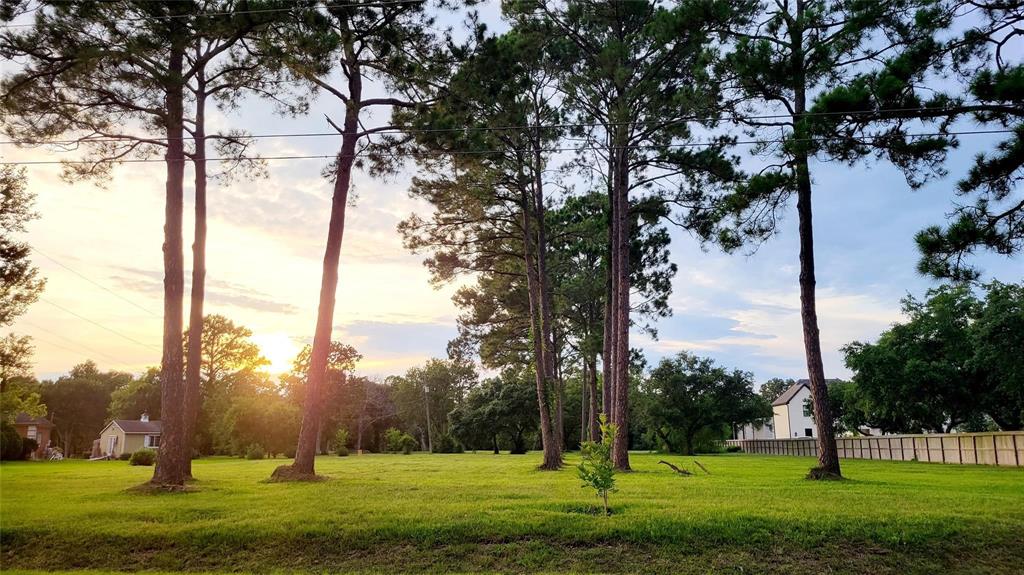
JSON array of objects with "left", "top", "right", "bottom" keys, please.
[{"left": 993, "top": 435, "right": 999, "bottom": 466}]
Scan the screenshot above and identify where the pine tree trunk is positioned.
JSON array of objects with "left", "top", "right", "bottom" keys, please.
[
  {"left": 792, "top": 0, "right": 841, "bottom": 478},
  {"left": 182, "top": 63, "right": 208, "bottom": 479},
  {"left": 611, "top": 141, "right": 631, "bottom": 471},
  {"left": 580, "top": 358, "right": 587, "bottom": 446},
  {"left": 424, "top": 384, "right": 433, "bottom": 453},
  {"left": 284, "top": 56, "right": 361, "bottom": 479},
  {"left": 533, "top": 151, "right": 563, "bottom": 464},
  {"left": 521, "top": 190, "right": 561, "bottom": 470},
  {"left": 151, "top": 44, "right": 188, "bottom": 487},
  {"left": 603, "top": 197, "right": 616, "bottom": 425},
  {"left": 587, "top": 353, "right": 600, "bottom": 441}
]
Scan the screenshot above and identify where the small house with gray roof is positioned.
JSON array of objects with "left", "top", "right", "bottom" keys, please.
[{"left": 96, "top": 413, "right": 162, "bottom": 458}]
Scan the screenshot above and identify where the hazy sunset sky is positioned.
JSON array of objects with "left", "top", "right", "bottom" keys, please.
[{"left": 4, "top": 2, "right": 1019, "bottom": 383}]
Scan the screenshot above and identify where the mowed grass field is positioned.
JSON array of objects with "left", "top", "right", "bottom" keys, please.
[{"left": 1, "top": 452, "right": 1022, "bottom": 574}]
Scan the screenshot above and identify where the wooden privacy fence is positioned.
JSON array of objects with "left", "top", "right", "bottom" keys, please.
[{"left": 726, "top": 432, "right": 1024, "bottom": 467}]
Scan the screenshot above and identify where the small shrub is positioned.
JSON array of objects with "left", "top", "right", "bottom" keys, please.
[
  {"left": 118, "top": 452, "right": 132, "bottom": 461},
  {"left": 433, "top": 433, "right": 463, "bottom": 454},
  {"left": 245, "top": 444, "right": 265, "bottom": 460},
  {"left": 0, "top": 423, "right": 23, "bottom": 461},
  {"left": 725, "top": 445, "right": 742, "bottom": 453},
  {"left": 578, "top": 414, "right": 617, "bottom": 516},
  {"left": 384, "top": 428, "right": 405, "bottom": 453},
  {"left": 283, "top": 447, "right": 296, "bottom": 459},
  {"left": 401, "top": 433, "right": 417, "bottom": 454},
  {"left": 129, "top": 448, "right": 157, "bottom": 466},
  {"left": 334, "top": 428, "right": 350, "bottom": 456}
]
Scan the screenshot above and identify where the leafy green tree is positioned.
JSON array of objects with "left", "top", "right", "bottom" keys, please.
[
  {"left": 0, "top": 165, "right": 45, "bottom": 328},
  {"left": 0, "top": 166, "right": 45, "bottom": 423},
  {"left": 641, "top": 352, "right": 770, "bottom": 455},
  {"left": 227, "top": 388, "right": 300, "bottom": 457},
  {"left": 388, "top": 358, "right": 477, "bottom": 453},
  {"left": 839, "top": 284, "right": 991, "bottom": 431},
  {"left": 578, "top": 414, "right": 617, "bottom": 516},
  {"left": 0, "top": 334, "right": 44, "bottom": 424},
  {"left": 108, "top": 367, "right": 162, "bottom": 421},
  {"left": 759, "top": 378, "right": 796, "bottom": 404},
  {"left": 39, "top": 361, "right": 131, "bottom": 456},
  {"left": 450, "top": 369, "right": 539, "bottom": 454},
  {"left": 185, "top": 315, "right": 269, "bottom": 453},
  {"left": 971, "top": 281, "right": 1024, "bottom": 430}
]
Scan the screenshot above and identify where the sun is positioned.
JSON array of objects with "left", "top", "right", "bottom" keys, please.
[{"left": 250, "top": 332, "right": 301, "bottom": 375}]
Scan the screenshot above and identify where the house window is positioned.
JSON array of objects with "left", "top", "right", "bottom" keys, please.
[
  {"left": 803, "top": 402, "right": 813, "bottom": 418},
  {"left": 27, "top": 425, "right": 37, "bottom": 440},
  {"left": 804, "top": 428, "right": 813, "bottom": 437},
  {"left": 146, "top": 435, "right": 161, "bottom": 448}
]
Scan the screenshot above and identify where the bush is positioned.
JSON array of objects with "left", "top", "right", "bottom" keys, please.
[
  {"left": 283, "top": 447, "right": 296, "bottom": 459},
  {"left": 20, "top": 437, "right": 38, "bottom": 460},
  {"left": 433, "top": 433, "right": 463, "bottom": 454},
  {"left": 0, "top": 423, "right": 23, "bottom": 461},
  {"left": 118, "top": 452, "right": 132, "bottom": 461},
  {"left": 725, "top": 445, "right": 742, "bottom": 453},
  {"left": 245, "top": 444, "right": 265, "bottom": 460},
  {"left": 129, "top": 448, "right": 157, "bottom": 466},
  {"left": 384, "top": 428, "right": 405, "bottom": 453},
  {"left": 401, "top": 434, "right": 417, "bottom": 454},
  {"left": 334, "top": 428, "right": 350, "bottom": 456}
]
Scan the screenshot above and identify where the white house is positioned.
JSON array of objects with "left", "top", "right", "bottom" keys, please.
[{"left": 772, "top": 380, "right": 817, "bottom": 438}]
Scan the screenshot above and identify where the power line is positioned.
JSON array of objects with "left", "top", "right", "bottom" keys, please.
[
  {"left": 0, "top": 128, "right": 1013, "bottom": 166},
  {"left": 0, "top": 104, "right": 1001, "bottom": 146},
  {"left": 20, "top": 319, "right": 137, "bottom": 367},
  {"left": 39, "top": 298, "right": 162, "bottom": 352},
  {"left": 30, "top": 247, "right": 162, "bottom": 317}
]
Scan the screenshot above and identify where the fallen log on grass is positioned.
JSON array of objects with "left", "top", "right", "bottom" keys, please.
[
  {"left": 693, "top": 460, "right": 711, "bottom": 475},
  {"left": 658, "top": 460, "right": 693, "bottom": 475}
]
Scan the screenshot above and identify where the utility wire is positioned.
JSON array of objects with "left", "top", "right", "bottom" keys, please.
[
  {"left": 20, "top": 318, "right": 137, "bottom": 367},
  {"left": 0, "top": 128, "right": 1013, "bottom": 166},
  {"left": 39, "top": 297, "right": 162, "bottom": 352},
  {"left": 0, "top": 104, "right": 1004, "bottom": 146},
  {"left": 30, "top": 247, "right": 162, "bottom": 318}
]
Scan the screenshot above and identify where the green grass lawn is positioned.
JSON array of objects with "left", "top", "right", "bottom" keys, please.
[{"left": 1, "top": 452, "right": 1022, "bottom": 574}]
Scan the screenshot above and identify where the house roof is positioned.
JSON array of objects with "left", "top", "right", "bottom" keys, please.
[
  {"left": 14, "top": 413, "right": 53, "bottom": 427},
  {"left": 772, "top": 379, "right": 844, "bottom": 406},
  {"left": 112, "top": 419, "right": 162, "bottom": 434},
  {"left": 772, "top": 381, "right": 809, "bottom": 406}
]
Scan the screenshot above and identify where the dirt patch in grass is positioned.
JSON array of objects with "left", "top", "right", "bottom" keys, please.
[
  {"left": 806, "top": 466, "right": 844, "bottom": 481},
  {"left": 125, "top": 482, "right": 198, "bottom": 495},
  {"left": 265, "top": 465, "right": 329, "bottom": 483}
]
